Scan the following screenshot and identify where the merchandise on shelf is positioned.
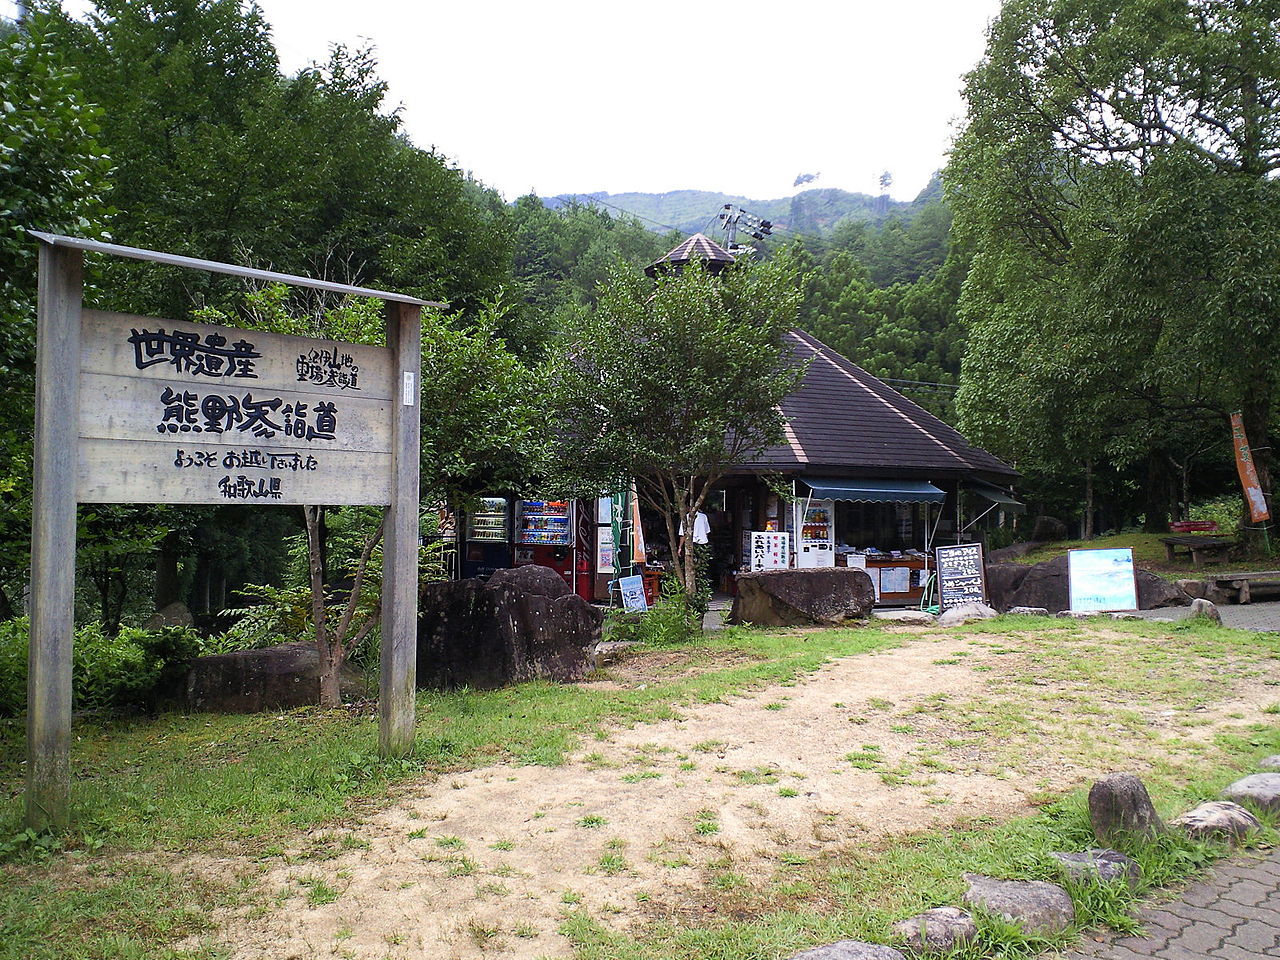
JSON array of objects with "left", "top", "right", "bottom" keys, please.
[
  {"left": 517, "top": 499, "right": 572, "bottom": 546},
  {"left": 467, "top": 497, "right": 509, "bottom": 542}
]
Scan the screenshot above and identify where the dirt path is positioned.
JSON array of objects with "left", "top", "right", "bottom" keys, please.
[{"left": 198, "top": 628, "right": 1276, "bottom": 960}]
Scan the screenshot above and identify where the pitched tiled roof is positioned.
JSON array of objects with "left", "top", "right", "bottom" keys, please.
[
  {"left": 645, "top": 233, "right": 735, "bottom": 277},
  {"left": 745, "top": 329, "right": 1017, "bottom": 482}
]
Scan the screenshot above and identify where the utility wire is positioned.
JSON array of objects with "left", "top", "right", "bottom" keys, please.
[{"left": 563, "top": 194, "right": 683, "bottom": 234}]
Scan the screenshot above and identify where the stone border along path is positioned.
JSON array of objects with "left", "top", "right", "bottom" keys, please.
[{"left": 1061, "top": 847, "right": 1280, "bottom": 960}]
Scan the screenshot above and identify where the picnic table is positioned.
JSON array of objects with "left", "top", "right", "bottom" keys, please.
[
  {"left": 1203, "top": 570, "right": 1280, "bottom": 604},
  {"left": 1159, "top": 535, "right": 1234, "bottom": 566}
]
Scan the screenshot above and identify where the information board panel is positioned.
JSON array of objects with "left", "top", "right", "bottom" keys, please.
[
  {"left": 77, "top": 310, "right": 394, "bottom": 505},
  {"left": 619, "top": 574, "right": 648, "bottom": 612},
  {"left": 1068, "top": 548, "right": 1138, "bottom": 612},
  {"left": 935, "top": 542, "right": 987, "bottom": 610},
  {"left": 749, "top": 532, "right": 790, "bottom": 571}
]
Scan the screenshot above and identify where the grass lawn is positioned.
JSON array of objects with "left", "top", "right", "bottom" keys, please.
[
  {"left": 1011, "top": 531, "right": 1279, "bottom": 579},
  {"left": 1, "top": 617, "right": 1277, "bottom": 960}
]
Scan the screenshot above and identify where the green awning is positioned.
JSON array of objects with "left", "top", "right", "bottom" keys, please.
[
  {"left": 800, "top": 479, "right": 946, "bottom": 504},
  {"left": 969, "top": 479, "right": 1026, "bottom": 514}
]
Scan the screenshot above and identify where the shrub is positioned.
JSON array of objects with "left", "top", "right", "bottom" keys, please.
[
  {"left": 615, "top": 576, "right": 706, "bottom": 647},
  {"left": 0, "top": 618, "right": 204, "bottom": 716},
  {"left": 1188, "top": 495, "right": 1241, "bottom": 537}
]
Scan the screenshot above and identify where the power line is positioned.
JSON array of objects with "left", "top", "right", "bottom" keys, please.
[
  {"left": 881, "top": 378, "right": 959, "bottom": 390},
  {"left": 562, "top": 195, "right": 683, "bottom": 234}
]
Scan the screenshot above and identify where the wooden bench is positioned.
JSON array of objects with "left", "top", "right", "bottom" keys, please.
[
  {"left": 1204, "top": 570, "right": 1280, "bottom": 605},
  {"left": 1159, "top": 535, "right": 1234, "bottom": 566}
]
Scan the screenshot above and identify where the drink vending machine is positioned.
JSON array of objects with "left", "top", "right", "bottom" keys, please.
[
  {"left": 794, "top": 498, "right": 835, "bottom": 568},
  {"left": 462, "top": 496, "right": 512, "bottom": 578},
  {"left": 514, "top": 499, "right": 591, "bottom": 599}
]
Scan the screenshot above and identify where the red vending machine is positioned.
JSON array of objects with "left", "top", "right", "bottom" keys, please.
[{"left": 514, "top": 499, "right": 591, "bottom": 600}]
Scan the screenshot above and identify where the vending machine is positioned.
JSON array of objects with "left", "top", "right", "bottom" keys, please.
[
  {"left": 794, "top": 498, "right": 835, "bottom": 568},
  {"left": 515, "top": 499, "right": 587, "bottom": 596},
  {"left": 461, "top": 496, "right": 511, "bottom": 579}
]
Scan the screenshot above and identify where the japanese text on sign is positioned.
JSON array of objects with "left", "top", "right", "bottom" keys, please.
[
  {"left": 129, "top": 327, "right": 260, "bottom": 379},
  {"left": 935, "top": 542, "right": 986, "bottom": 609}
]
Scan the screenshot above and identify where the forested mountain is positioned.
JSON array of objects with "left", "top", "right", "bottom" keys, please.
[{"left": 544, "top": 180, "right": 940, "bottom": 237}]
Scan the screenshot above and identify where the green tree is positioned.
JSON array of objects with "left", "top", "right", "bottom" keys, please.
[
  {"left": 548, "top": 254, "right": 806, "bottom": 610},
  {"left": 0, "top": 11, "right": 113, "bottom": 618},
  {"left": 948, "top": 0, "right": 1280, "bottom": 534}
]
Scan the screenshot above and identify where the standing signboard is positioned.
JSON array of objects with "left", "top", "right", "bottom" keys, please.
[
  {"left": 934, "top": 542, "right": 987, "bottom": 610},
  {"left": 618, "top": 574, "right": 648, "bottom": 612},
  {"left": 78, "top": 311, "right": 395, "bottom": 504},
  {"left": 749, "top": 532, "right": 790, "bottom": 571},
  {"left": 1068, "top": 548, "right": 1138, "bottom": 612},
  {"left": 27, "top": 232, "right": 431, "bottom": 831}
]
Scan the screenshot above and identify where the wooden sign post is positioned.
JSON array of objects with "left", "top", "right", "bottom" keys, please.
[{"left": 27, "top": 232, "right": 433, "bottom": 830}]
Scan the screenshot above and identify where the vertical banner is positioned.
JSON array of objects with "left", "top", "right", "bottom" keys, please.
[{"left": 1230, "top": 412, "right": 1271, "bottom": 523}]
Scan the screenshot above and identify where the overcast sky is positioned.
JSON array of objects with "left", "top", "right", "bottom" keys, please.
[{"left": 48, "top": 0, "right": 1004, "bottom": 204}]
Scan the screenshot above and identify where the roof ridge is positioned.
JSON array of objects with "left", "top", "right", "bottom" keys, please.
[{"left": 789, "top": 330, "right": 976, "bottom": 470}]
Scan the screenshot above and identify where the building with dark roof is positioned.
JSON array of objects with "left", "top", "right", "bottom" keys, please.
[{"left": 632, "top": 232, "right": 1021, "bottom": 601}]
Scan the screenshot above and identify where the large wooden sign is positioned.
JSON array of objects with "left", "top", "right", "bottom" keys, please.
[
  {"left": 935, "top": 542, "right": 987, "bottom": 610},
  {"left": 78, "top": 310, "right": 396, "bottom": 505},
  {"left": 27, "top": 231, "right": 431, "bottom": 832}
]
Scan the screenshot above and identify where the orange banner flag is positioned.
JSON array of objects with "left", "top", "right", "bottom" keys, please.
[{"left": 1230, "top": 412, "right": 1271, "bottom": 523}]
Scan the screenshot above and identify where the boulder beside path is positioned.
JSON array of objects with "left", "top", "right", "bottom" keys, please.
[
  {"left": 731, "top": 568, "right": 875, "bottom": 627},
  {"left": 418, "top": 564, "right": 602, "bottom": 690}
]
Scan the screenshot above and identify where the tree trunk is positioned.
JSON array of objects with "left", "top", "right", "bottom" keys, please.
[
  {"left": 305, "top": 505, "right": 342, "bottom": 709},
  {"left": 1141, "top": 452, "right": 1172, "bottom": 534},
  {"left": 1083, "top": 461, "right": 1095, "bottom": 540},
  {"left": 154, "top": 530, "right": 181, "bottom": 610}
]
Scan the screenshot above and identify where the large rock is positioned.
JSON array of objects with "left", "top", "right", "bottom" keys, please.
[
  {"left": 872, "top": 609, "right": 936, "bottom": 626},
  {"left": 988, "top": 541, "right": 1045, "bottom": 563},
  {"left": 1002, "top": 555, "right": 1190, "bottom": 614},
  {"left": 1031, "top": 516, "right": 1068, "bottom": 541},
  {"left": 730, "top": 568, "right": 874, "bottom": 627},
  {"left": 1170, "top": 801, "right": 1262, "bottom": 842},
  {"left": 1177, "top": 579, "right": 1234, "bottom": 605},
  {"left": 962, "top": 874, "right": 1075, "bottom": 936},
  {"left": 936, "top": 601, "right": 999, "bottom": 627},
  {"left": 417, "top": 564, "right": 602, "bottom": 690},
  {"left": 183, "top": 641, "right": 367, "bottom": 713},
  {"left": 891, "top": 906, "right": 977, "bottom": 953},
  {"left": 787, "top": 943, "right": 905, "bottom": 960},
  {"left": 1189, "top": 598, "right": 1222, "bottom": 623},
  {"left": 144, "top": 600, "right": 194, "bottom": 630},
  {"left": 1260, "top": 755, "right": 1280, "bottom": 771},
  {"left": 1050, "top": 849, "right": 1141, "bottom": 890},
  {"left": 985, "top": 563, "right": 1032, "bottom": 610},
  {"left": 1089, "top": 773, "right": 1165, "bottom": 845},
  {"left": 1221, "top": 773, "right": 1280, "bottom": 815}
]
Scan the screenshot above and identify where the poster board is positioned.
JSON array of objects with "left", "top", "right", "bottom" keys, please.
[
  {"left": 935, "top": 542, "right": 987, "bottom": 609},
  {"left": 619, "top": 574, "right": 648, "bottom": 612},
  {"left": 749, "top": 532, "right": 790, "bottom": 571},
  {"left": 1068, "top": 548, "right": 1138, "bottom": 611}
]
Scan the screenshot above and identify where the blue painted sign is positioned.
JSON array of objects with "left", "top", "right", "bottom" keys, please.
[
  {"left": 619, "top": 574, "right": 648, "bottom": 612},
  {"left": 1068, "top": 548, "right": 1138, "bottom": 612}
]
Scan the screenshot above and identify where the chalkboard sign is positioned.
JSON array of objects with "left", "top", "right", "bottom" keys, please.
[{"left": 935, "top": 542, "right": 987, "bottom": 609}]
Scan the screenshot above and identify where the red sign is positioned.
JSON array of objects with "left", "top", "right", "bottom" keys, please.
[
  {"left": 1230, "top": 413, "right": 1271, "bottom": 523},
  {"left": 1169, "top": 520, "right": 1218, "bottom": 533}
]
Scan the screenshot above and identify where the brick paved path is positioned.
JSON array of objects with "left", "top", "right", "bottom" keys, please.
[{"left": 1063, "top": 848, "right": 1280, "bottom": 959}]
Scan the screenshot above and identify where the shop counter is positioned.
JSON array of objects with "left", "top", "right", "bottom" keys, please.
[{"left": 838, "top": 554, "right": 929, "bottom": 604}]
